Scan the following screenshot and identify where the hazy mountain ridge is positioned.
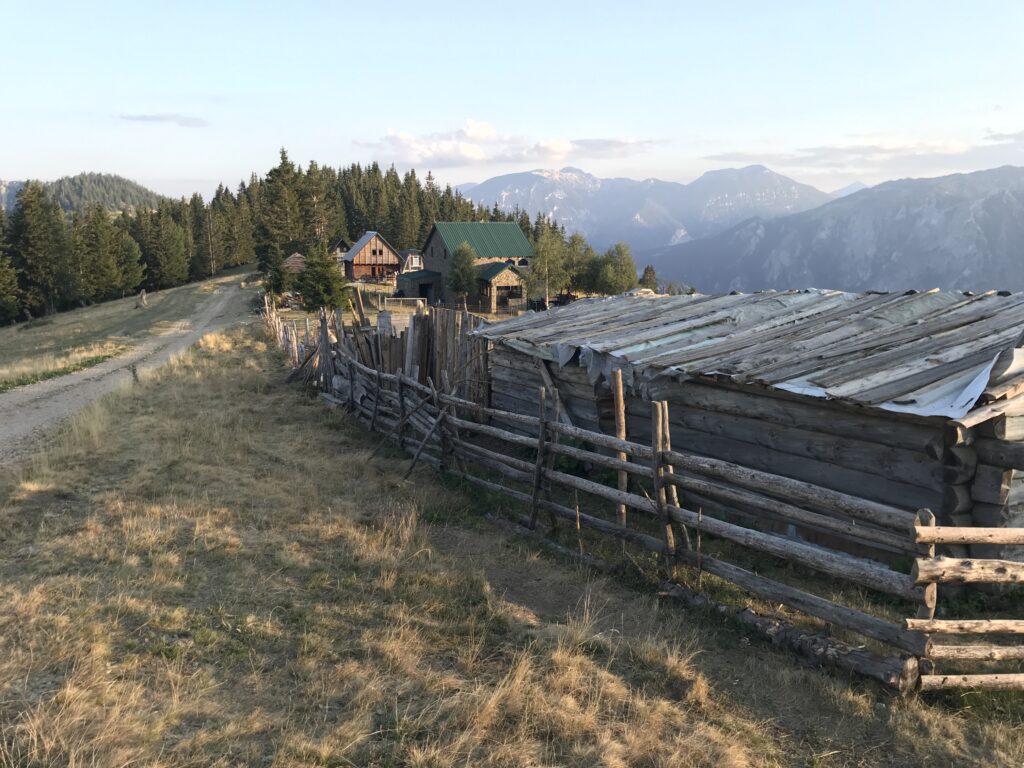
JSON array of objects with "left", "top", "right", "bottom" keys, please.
[
  {"left": 461, "top": 165, "right": 831, "bottom": 251},
  {"left": 646, "top": 165, "right": 1024, "bottom": 293},
  {"left": 0, "top": 173, "right": 165, "bottom": 213}
]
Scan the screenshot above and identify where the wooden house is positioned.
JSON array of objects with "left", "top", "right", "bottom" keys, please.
[
  {"left": 282, "top": 252, "right": 306, "bottom": 274},
  {"left": 474, "top": 289, "right": 1024, "bottom": 562},
  {"left": 341, "top": 231, "right": 402, "bottom": 282},
  {"left": 405, "top": 221, "right": 532, "bottom": 305}
]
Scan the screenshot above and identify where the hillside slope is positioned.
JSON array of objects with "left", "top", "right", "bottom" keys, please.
[
  {"left": 647, "top": 165, "right": 1024, "bottom": 292},
  {"left": 0, "top": 172, "right": 165, "bottom": 213}
]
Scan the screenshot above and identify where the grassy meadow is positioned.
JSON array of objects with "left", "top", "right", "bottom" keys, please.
[
  {"left": 0, "top": 267, "right": 251, "bottom": 391},
  {"left": 0, "top": 326, "right": 1021, "bottom": 766}
]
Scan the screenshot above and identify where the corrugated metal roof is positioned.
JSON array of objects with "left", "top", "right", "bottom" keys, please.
[
  {"left": 429, "top": 222, "right": 534, "bottom": 259},
  {"left": 475, "top": 289, "right": 1024, "bottom": 420}
]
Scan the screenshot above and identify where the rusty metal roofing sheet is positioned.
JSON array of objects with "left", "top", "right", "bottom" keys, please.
[{"left": 475, "top": 289, "right": 1024, "bottom": 419}]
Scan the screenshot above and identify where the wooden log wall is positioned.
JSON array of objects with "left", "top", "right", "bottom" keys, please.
[{"left": 970, "top": 417, "right": 1024, "bottom": 561}]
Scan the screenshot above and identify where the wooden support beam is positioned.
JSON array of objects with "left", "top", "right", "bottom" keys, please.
[
  {"left": 535, "top": 358, "right": 574, "bottom": 427},
  {"left": 652, "top": 401, "right": 676, "bottom": 579},
  {"left": 613, "top": 369, "right": 629, "bottom": 542},
  {"left": 529, "top": 387, "right": 548, "bottom": 529}
]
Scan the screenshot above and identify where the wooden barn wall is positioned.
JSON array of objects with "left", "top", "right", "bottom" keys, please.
[{"left": 487, "top": 344, "right": 981, "bottom": 560}]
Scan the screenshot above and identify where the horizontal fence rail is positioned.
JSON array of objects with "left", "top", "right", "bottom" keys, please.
[{"left": 262, "top": 297, "right": 1024, "bottom": 694}]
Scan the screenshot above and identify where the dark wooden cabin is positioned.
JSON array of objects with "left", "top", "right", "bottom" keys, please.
[
  {"left": 342, "top": 231, "right": 402, "bottom": 282},
  {"left": 475, "top": 289, "right": 1024, "bottom": 562}
]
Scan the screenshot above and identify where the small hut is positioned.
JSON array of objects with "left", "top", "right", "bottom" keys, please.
[
  {"left": 475, "top": 288, "right": 1024, "bottom": 561},
  {"left": 282, "top": 252, "right": 307, "bottom": 274}
]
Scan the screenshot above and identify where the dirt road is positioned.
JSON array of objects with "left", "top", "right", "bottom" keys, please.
[{"left": 0, "top": 276, "right": 254, "bottom": 467}]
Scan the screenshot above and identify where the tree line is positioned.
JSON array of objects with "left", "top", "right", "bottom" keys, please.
[{"left": 0, "top": 148, "right": 663, "bottom": 323}]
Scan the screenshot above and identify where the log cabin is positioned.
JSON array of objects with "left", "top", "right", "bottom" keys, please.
[
  {"left": 341, "top": 231, "right": 402, "bottom": 282},
  {"left": 474, "top": 288, "right": 1024, "bottom": 562}
]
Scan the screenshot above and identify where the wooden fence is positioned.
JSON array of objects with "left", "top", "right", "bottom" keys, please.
[{"left": 264, "top": 299, "right": 1024, "bottom": 694}]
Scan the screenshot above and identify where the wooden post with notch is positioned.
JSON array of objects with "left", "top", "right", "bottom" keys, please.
[
  {"left": 612, "top": 369, "right": 628, "bottom": 549},
  {"left": 915, "top": 509, "right": 938, "bottom": 621},
  {"left": 660, "top": 400, "right": 691, "bottom": 551},
  {"left": 651, "top": 401, "right": 677, "bottom": 579},
  {"left": 530, "top": 387, "right": 548, "bottom": 529}
]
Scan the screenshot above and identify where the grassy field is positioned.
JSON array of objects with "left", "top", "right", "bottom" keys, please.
[
  {"left": 0, "top": 267, "right": 252, "bottom": 390},
  {"left": 0, "top": 326, "right": 1021, "bottom": 766}
]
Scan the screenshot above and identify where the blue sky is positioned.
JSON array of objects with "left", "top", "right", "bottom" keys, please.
[{"left": 3, "top": 0, "right": 1023, "bottom": 197}]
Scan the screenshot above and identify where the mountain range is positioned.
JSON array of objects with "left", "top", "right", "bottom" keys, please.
[
  {"left": 645, "top": 165, "right": 1024, "bottom": 293},
  {"left": 0, "top": 173, "right": 164, "bottom": 214},
  {"left": 460, "top": 165, "right": 832, "bottom": 252}
]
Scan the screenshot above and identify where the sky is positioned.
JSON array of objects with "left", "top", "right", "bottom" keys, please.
[{"left": 3, "top": 0, "right": 1023, "bottom": 198}]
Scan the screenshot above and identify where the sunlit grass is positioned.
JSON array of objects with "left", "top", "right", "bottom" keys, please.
[{"left": 0, "top": 327, "right": 1020, "bottom": 767}]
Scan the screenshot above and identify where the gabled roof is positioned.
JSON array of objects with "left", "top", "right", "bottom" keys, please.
[
  {"left": 282, "top": 252, "right": 306, "bottom": 273},
  {"left": 426, "top": 222, "right": 534, "bottom": 259},
  {"left": 343, "top": 231, "right": 399, "bottom": 262},
  {"left": 476, "top": 261, "right": 523, "bottom": 283},
  {"left": 475, "top": 288, "right": 1024, "bottom": 420},
  {"left": 329, "top": 236, "right": 351, "bottom": 252}
]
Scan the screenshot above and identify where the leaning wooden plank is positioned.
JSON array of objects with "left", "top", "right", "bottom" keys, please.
[
  {"left": 666, "top": 504, "right": 922, "bottom": 601},
  {"left": 662, "top": 449, "right": 918, "bottom": 532},
  {"left": 912, "top": 556, "right": 1024, "bottom": 584},
  {"left": 660, "top": 582, "right": 919, "bottom": 694},
  {"left": 905, "top": 619, "right": 1024, "bottom": 634},
  {"left": 919, "top": 674, "right": 1024, "bottom": 692},
  {"left": 672, "top": 548, "right": 930, "bottom": 656},
  {"left": 927, "top": 644, "right": 1024, "bottom": 661},
  {"left": 914, "top": 526, "right": 1024, "bottom": 545}
]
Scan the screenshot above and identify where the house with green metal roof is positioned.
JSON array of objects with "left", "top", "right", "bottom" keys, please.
[{"left": 406, "top": 221, "right": 532, "bottom": 310}]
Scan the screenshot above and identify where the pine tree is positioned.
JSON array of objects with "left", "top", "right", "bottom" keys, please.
[
  {"left": 77, "top": 205, "right": 123, "bottom": 301},
  {"left": 0, "top": 207, "right": 20, "bottom": 322},
  {"left": 296, "top": 244, "right": 347, "bottom": 311},
  {"left": 447, "top": 241, "right": 478, "bottom": 302},
  {"left": 144, "top": 205, "right": 189, "bottom": 288},
  {"left": 114, "top": 229, "right": 145, "bottom": 295},
  {"left": 565, "top": 232, "right": 596, "bottom": 294},
  {"left": 258, "top": 149, "right": 303, "bottom": 261},
  {"left": 640, "top": 264, "right": 658, "bottom": 290},
  {"left": 528, "top": 226, "right": 568, "bottom": 304},
  {"left": 397, "top": 170, "right": 422, "bottom": 249},
  {"left": 8, "top": 182, "right": 72, "bottom": 314}
]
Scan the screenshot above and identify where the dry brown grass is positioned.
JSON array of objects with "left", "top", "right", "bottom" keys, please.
[{"left": 0, "top": 327, "right": 1021, "bottom": 767}]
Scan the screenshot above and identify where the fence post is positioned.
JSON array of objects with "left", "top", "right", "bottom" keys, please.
[
  {"left": 530, "top": 387, "right": 548, "bottom": 529},
  {"left": 397, "top": 375, "right": 407, "bottom": 452},
  {"left": 915, "top": 509, "right": 938, "bottom": 621},
  {"left": 660, "top": 401, "right": 691, "bottom": 551},
  {"left": 612, "top": 369, "right": 628, "bottom": 549},
  {"left": 651, "top": 401, "right": 677, "bottom": 579}
]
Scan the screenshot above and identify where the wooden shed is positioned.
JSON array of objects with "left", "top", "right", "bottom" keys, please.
[{"left": 475, "top": 288, "right": 1024, "bottom": 562}]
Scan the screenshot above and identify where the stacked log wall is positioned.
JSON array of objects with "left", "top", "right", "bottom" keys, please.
[{"left": 971, "top": 423, "right": 1024, "bottom": 561}]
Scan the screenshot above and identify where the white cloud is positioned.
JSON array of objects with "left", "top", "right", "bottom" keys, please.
[{"left": 356, "top": 120, "right": 666, "bottom": 168}]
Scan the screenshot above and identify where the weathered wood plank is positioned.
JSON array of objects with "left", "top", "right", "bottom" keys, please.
[
  {"left": 915, "top": 525, "right": 1024, "bottom": 545},
  {"left": 644, "top": 379, "right": 948, "bottom": 457},
  {"left": 927, "top": 644, "right": 1024, "bottom": 661},
  {"left": 905, "top": 619, "right": 1024, "bottom": 635},
  {"left": 919, "top": 674, "right": 1024, "bottom": 691},
  {"left": 913, "top": 556, "right": 1024, "bottom": 584}
]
